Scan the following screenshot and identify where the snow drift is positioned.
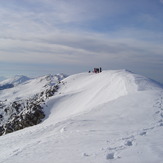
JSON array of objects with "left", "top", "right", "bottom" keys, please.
[
  {"left": 0, "top": 70, "right": 163, "bottom": 163},
  {"left": 43, "top": 69, "right": 162, "bottom": 124}
]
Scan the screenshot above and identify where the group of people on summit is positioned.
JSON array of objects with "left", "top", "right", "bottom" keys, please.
[{"left": 89, "top": 67, "right": 102, "bottom": 73}]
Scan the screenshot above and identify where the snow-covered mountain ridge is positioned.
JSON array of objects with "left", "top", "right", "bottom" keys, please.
[
  {"left": 43, "top": 70, "right": 162, "bottom": 124},
  {"left": 0, "top": 70, "right": 163, "bottom": 163},
  {"left": 0, "top": 74, "right": 67, "bottom": 135}
]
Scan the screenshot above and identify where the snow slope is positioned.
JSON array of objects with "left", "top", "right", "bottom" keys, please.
[
  {"left": 0, "top": 70, "right": 163, "bottom": 163},
  {"left": 0, "top": 74, "right": 66, "bottom": 130}
]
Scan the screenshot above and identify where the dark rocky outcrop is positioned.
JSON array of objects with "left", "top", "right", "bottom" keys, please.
[
  {"left": 0, "top": 84, "right": 14, "bottom": 90},
  {"left": 0, "top": 85, "right": 59, "bottom": 136}
]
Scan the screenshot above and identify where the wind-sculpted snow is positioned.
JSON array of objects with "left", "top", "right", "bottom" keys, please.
[
  {"left": 0, "top": 70, "right": 163, "bottom": 163},
  {"left": 43, "top": 70, "right": 162, "bottom": 124},
  {"left": 123, "top": 70, "right": 163, "bottom": 91}
]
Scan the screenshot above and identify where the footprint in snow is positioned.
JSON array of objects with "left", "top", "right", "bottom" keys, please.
[
  {"left": 155, "top": 111, "right": 160, "bottom": 114},
  {"left": 106, "top": 152, "right": 120, "bottom": 160},
  {"left": 160, "top": 113, "right": 163, "bottom": 118},
  {"left": 159, "top": 123, "right": 163, "bottom": 126},
  {"left": 106, "top": 153, "right": 115, "bottom": 160},
  {"left": 125, "top": 140, "right": 133, "bottom": 146},
  {"left": 139, "top": 131, "right": 147, "bottom": 136},
  {"left": 82, "top": 153, "right": 90, "bottom": 157}
]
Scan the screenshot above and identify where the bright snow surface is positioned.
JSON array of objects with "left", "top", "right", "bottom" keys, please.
[{"left": 0, "top": 70, "right": 163, "bottom": 163}]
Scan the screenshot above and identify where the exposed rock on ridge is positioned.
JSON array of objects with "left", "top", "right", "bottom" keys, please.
[{"left": 0, "top": 74, "right": 66, "bottom": 136}]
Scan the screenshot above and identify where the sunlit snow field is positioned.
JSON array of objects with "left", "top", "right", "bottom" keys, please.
[{"left": 0, "top": 70, "right": 163, "bottom": 163}]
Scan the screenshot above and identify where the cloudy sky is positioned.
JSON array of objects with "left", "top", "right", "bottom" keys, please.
[{"left": 0, "top": 0, "right": 163, "bottom": 83}]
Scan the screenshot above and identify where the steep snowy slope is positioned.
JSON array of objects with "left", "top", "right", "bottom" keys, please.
[
  {"left": 0, "top": 70, "right": 163, "bottom": 163},
  {"left": 43, "top": 70, "right": 162, "bottom": 124},
  {"left": 0, "top": 74, "right": 66, "bottom": 135}
]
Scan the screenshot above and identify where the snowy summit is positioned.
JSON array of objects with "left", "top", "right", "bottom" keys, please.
[{"left": 0, "top": 70, "right": 163, "bottom": 163}]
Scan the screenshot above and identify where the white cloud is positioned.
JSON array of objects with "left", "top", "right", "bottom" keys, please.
[
  {"left": 0, "top": 0, "right": 162, "bottom": 83},
  {"left": 0, "top": 29, "right": 163, "bottom": 69},
  {"left": 0, "top": 1, "right": 162, "bottom": 67}
]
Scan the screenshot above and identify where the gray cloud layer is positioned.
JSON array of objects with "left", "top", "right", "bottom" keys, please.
[{"left": 0, "top": 0, "right": 163, "bottom": 83}]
